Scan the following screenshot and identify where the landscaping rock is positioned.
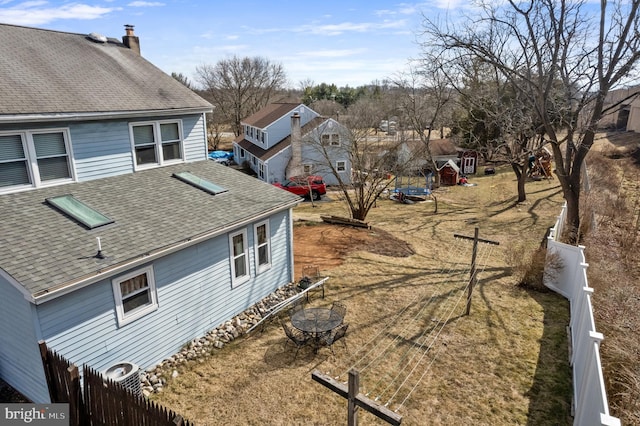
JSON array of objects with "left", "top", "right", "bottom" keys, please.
[{"left": 142, "top": 282, "right": 301, "bottom": 394}]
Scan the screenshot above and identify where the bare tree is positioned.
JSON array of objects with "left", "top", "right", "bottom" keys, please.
[
  {"left": 452, "top": 60, "right": 551, "bottom": 201},
  {"left": 391, "top": 60, "right": 453, "bottom": 188},
  {"left": 303, "top": 98, "right": 412, "bottom": 221},
  {"left": 423, "top": 0, "right": 640, "bottom": 242},
  {"left": 195, "top": 56, "right": 287, "bottom": 136}
]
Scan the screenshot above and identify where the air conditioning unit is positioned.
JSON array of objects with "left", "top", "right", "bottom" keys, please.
[{"left": 103, "top": 361, "right": 141, "bottom": 397}]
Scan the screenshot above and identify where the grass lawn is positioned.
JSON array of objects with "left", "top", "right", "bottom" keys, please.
[{"left": 152, "top": 165, "right": 572, "bottom": 425}]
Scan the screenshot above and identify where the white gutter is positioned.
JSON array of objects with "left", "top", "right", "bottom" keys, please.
[
  {"left": 32, "top": 199, "right": 301, "bottom": 304},
  {"left": 0, "top": 107, "right": 212, "bottom": 124}
]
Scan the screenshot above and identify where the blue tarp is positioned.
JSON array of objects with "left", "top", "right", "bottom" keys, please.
[{"left": 208, "top": 150, "right": 234, "bottom": 160}]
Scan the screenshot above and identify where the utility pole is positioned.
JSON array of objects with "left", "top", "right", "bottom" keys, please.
[{"left": 453, "top": 227, "right": 499, "bottom": 315}]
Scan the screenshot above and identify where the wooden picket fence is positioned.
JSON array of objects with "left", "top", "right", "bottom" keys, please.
[{"left": 39, "top": 341, "right": 193, "bottom": 426}]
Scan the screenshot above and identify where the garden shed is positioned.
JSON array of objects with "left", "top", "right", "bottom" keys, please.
[
  {"left": 438, "top": 159, "right": 460, "bottom": 186},
  {"left": 459, "top": 150, "right": 479, "bottom": 175}
]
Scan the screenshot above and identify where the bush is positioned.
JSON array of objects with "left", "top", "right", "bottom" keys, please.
[{"left": 507, "top": 243, "right": 561, "bottom": 292}]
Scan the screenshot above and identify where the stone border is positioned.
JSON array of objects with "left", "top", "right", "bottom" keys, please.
[{"left": 140, "top": 282, "right": 302, "bottom": 396}]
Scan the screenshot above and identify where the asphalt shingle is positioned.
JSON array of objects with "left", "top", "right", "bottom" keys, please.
[
  {"left": 0, "top": 161, "right": 301, "bottom": 297},
  {"left": 0, "top": 24, "right": 211, "bottom": 116}
]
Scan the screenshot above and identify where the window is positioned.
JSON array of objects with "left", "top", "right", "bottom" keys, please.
[
  {"left": 254, "top": 221, "right": 271, "bottom": 273},
  {"left": 0, "top": 130, "right": 72, "bottom": 192},
  {"left": 47, "top": 195, "right": 114, "bottom": 229},
  {"left": 239, "top": 148, "right": 246, "bottom": 159},
  {"left": 112, "top": 266, "right": 158, "bottom": 326},
  {"left": 303, "top": 164, "right": 313, "bottom": 174},
  {"left": 173, "top": 171, "right": 228, "bottom": 195},
  {"left": 336, "top": 160, "right": 347, "bottom": 172},
  {"left": 131, "top": 121, "right": 183, "bottom": 168},
  {"left": 321, "top": 134, "right": 340, "bottom": 146},
  {"left": 229, "top": 229, "right": 249, "bottom": 287},
  {"left": 258, "top": 163, "right": 265, "bottom": 179}
]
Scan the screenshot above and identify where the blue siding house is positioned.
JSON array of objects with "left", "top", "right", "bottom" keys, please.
[
  {"left": 233, "top": 103, "right": 352, "bottom": 186},
  {"left": 0, "top": 23, "right": 301, "bottom": 402}
]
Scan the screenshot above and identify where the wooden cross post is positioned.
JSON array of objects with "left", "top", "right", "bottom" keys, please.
[
  {"left": 312, "top": 369, "right": 402, "bottom": 425},
  {"left": 453, "top": 227, "right": 499, "bottom": 315}
]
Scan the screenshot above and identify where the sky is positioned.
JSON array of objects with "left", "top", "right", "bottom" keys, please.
[{"left": 0, "top": 0, "right": 466, "bottom": 89}]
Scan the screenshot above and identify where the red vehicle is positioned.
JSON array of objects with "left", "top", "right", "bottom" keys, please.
[{"left": 273, "top": 175, "right": 327, "bottom": 200}]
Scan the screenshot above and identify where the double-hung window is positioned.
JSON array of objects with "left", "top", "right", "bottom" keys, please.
[
  {"left": 321, "top": 133, "right": 340, "bottom": 146},
  {"left": 0, "top": 129, "right": 72, "bottom": 192},
  {"left": 229, "top": 229, "right": 250, "bottom": 287},
  {"left": 112, "top": 266, "right": 158, "bottom": 326},
  {"left": 336, "top": 160, "right": 347, "bottom": 172},
  {"left": 131, "top": 121, "right": 183, "bottom": 168},
  {"left": 254, "top": 221, "right": 271, "bottom": 273}
]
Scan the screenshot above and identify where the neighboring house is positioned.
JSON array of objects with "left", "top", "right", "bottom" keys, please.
[
  {"left": 599, "top": 85, "right": 640, "bottom": 131},
  {"left": 0, "top": 23, "right": 301, "bottom": 402},
  {"left": 233, "top": 103, "right": 351, "bottom": 185},
  {"left": 398, "top": 138, "right": 477, "bottom": 177}
]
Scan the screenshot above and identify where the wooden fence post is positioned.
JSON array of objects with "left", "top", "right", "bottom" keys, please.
[
  {"left": 38, "top": 341, "right": 57, "bottom": 402},
  {"left": 68, "top": 365, "right": 82, "bottom": 426}
]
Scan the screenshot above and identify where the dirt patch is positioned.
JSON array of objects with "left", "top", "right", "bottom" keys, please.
[{"left": 293, "top": 221, "right": 414, "bottom": 278}]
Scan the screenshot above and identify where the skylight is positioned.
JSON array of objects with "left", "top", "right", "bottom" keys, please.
[
  {"left": 46, "top": 195, "right": 114, "bottom": 229},
  {"left": 173, "top": 171, "right": 228, "bottom": 195}
]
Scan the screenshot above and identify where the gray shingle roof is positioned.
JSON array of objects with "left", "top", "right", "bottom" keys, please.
[
  {"left": 236, "top": 117, "right": 329, "bottom": 161},
  {"left": 0, "top": 161, "right": 301, "bottom": 298},
  {"left": 0, "top": 24, "right": 212, "bottom": 117},
  {"left": 242, "top": 103, "right": 302, "bottom": 128}
]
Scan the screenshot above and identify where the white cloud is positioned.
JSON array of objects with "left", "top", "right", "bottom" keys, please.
[
  {"left": 0, "top": 2, "right": 118, "bottom": 26},
  {"left": 295, "top": 19, "right": 407, "bottom": 36},
  {"left": 127, "top": 1, "right": 164, "bottom": 6}
]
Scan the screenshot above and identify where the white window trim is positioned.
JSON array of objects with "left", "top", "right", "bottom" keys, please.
[
  {"left": 322, "top": 133, "right": 340, "bottom": 146},
  {"left": 254, "top": 221, "right": 271, "bottom": 274},
  {"left": 303, "top": 164, "right": 313, "bottom": 174},
  {"left": 112, "top": 266, "right": 158, "bottom": 327},
  {"left": 129, "top": 119, "right": 185, "bottom": 171},
  {"left": 336, "top": 160, "right": 347, "bottom": 172},
  {"left": 0, "top": 128, "right": 75, "bottom": 194},
  {"left": 229, "top": 229, "right": 250, "bottom": 287}
]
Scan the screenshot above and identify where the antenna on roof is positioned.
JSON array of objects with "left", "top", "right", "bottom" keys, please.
[{"left": 88, "top": 32, "right": 107, "bottom": 43}]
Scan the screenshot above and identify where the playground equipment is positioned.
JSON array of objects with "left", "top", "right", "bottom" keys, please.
[{"left": 390, "top": 172, "right": 433, "bottom": 203}]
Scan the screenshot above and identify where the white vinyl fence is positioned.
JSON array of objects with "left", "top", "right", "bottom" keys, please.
[{"left": 544, "top": 202, "right": 620, "bottom": 426}]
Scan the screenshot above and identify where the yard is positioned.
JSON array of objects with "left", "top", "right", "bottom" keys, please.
[{"left": 152, "top": 165, "right": 574, "bottom": 425}]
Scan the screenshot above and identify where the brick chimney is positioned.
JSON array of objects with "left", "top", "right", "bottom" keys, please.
[
  {"left": 287, "top": 112, "right": 303, "bottom": 178},
  {"left": 122, "top": 24, "right": 140, "bottom": 54}
]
